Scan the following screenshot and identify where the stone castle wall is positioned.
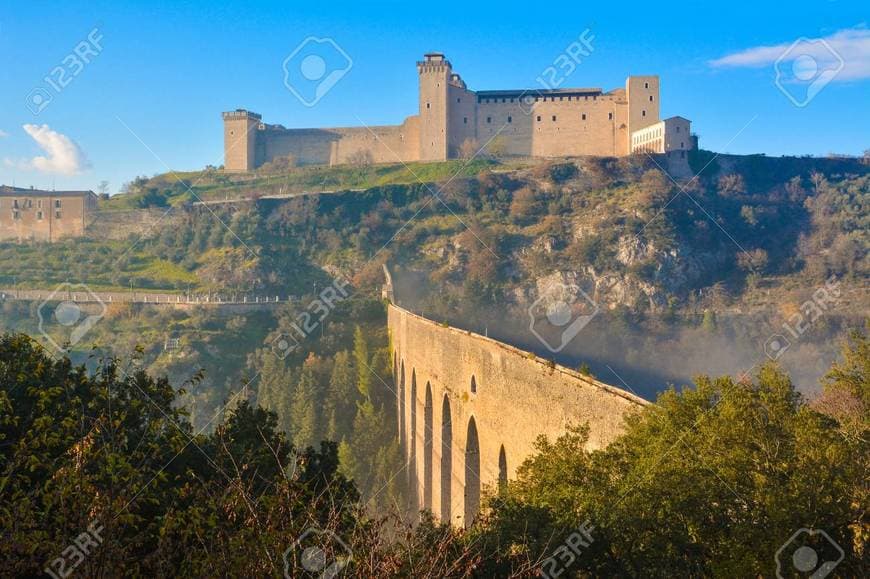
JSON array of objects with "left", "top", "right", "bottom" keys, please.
[
  {"left": 388, "top": 302, "right": 647, "bottom": 526},
  {"left": 261, "top": 116, "right": 420, "bottom": 166}
]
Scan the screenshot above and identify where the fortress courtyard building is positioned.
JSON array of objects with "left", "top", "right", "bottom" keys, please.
[{"left": 223, "top": 53, "right": 694, "bottom": 172}]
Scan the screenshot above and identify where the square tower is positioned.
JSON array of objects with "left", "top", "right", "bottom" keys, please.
[
  {"left": 626, "top": 76, "right": 660, "bottom": 137},
  {"left": 417, "top": 53, "right": 451, "bottom": 161},
  {"left": 222, "top": 110, "right": 261, "bottom": 172}
]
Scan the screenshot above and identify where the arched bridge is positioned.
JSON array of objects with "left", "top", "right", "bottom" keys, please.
[{"left": 388, "top": 302, "right": 648, "bottom": 527}]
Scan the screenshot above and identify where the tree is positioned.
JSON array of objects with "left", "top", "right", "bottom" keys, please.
[
  {"left": 347, "top": 149, "right": 373, "bottom": 167},
  {"left": 736, "top": 248, "right": 769, "bottom": 273},
  {"left": 485, "top": 136, "right": 508, "bottom": 159},
  {"left": 289, "top": 355, "right": 324, "bottom": 449},
  {"left": 813, "top": 329, "right": 869, "bottom": 443},
  {"left": 509, "top": 186, "right": 538, "bottom": 221},
  {"left": 459, "top": 138, "right": 480, "bottom": 159},
  {"left": 717, "top": 173, "right": 746, "bottom": 197},
  {"left": 257, "top": 154, "right": 296, "bottom": 174},
  {"left": 353, "top": 326, "right": 371, "bottom": 400},
  {"left": 326, "top": 350, "right": 356, "bottom": 441},
  {"left": 474, "top": 362, "right": 867, "bottom": 577}
]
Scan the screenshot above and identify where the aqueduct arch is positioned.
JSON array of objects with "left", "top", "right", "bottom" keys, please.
[
  {"left": 390, "top": 302, "right": 647, "bottom": 526},
  {"left": 464, "top": 417, "right": 481, "bottom": 527}
]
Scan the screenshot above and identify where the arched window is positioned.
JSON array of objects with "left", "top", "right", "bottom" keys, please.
[{"left": 470, "top": 375, "right": 477, "bottom": 394}]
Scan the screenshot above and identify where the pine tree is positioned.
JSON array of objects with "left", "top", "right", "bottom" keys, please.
[
  {"left": 353, "top": 326, "right": 372, "bottom": 399},
  {"left": 326, "top": 350, "right": 356, "bottom": 441},
  {"left": 289, "top": 359, "right": 321, "bottom": 449}
]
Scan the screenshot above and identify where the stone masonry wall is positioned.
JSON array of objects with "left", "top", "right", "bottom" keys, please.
[{"left": 388, "top": 303, "right": 647, "bottom": 526}]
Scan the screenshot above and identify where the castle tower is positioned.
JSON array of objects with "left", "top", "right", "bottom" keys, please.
[
  {"left": 222, "top": 109, "right": 261, "bottom": 172},
  {"left": 625, "top": 76, "right": 660, "bottom": 137},
  {"left": 417, "top": 53, "right": 451, "bottom": 161}
]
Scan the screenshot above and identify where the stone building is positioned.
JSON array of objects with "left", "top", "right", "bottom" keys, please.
[
  {"left": 0, "top": 186, "right": 98, "bottom": 242},
  {"left": 224, "top": 52, "right": 694, "bottom": 171}
]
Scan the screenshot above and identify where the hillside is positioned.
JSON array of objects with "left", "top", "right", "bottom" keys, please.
[{"left": 0, "top": 151, "right": 866, "bottom": 397}]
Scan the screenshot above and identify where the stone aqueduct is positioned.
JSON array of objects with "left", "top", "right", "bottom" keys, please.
[{"left": 388, "top": 303, "right": 648, "bottom": 527}]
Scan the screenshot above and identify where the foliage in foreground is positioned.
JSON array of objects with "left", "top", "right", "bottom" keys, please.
[
  {"left": 0, "top": 330, "right": 867, "bottom": 577},
  {"left": 469, "top": 330, "right": 868, "bottom": 577}
]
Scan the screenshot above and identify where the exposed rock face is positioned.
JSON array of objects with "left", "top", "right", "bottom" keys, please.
[{"left": 517, "top": 229, "right": 727, "bottom": 313}]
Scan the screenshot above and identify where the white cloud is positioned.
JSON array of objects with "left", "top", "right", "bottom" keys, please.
[
  {"left": 0, "top": 130, "right": 8, "bottom": 138},
  {"left": 709, "top": 27, "right": 870, "bottom": 81},
  {"left": 19, "top": 124, "right": 90, "bottom": 175}
]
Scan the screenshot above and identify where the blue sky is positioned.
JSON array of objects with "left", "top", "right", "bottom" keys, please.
[{"left": 0, "top": 0, "right": 867, "bottom": 193}]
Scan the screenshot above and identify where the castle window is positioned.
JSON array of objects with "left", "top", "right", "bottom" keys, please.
[
  {"left": 426, "top": 102, "right": 430, "bottom": 109},
  {"left": 676, "top": 126, "right": 680, "bottom": 133},
  {"left": 536, "top": 115, "right": 541, "bottom": 122},
  {"left": 552, "top": 115, "right": 557, "bottom": 122},
  {"left": 55, "top": 200, "right": 62, "bottom": 208},
  {"left": 649, "top": 95, "right": 654, "bottom": 102},
  {"left": 12, "top": 210, "right": 20, "bottom": 220},
  {"left": 463, "top": 117, "right": 468, "bottom": 124},
  {"left": 644, "top": 82, "right": 649, "bottom": 89},
  {"left": 510, "top": 98, "right": 515, "bottom": 103},
  {"left": 230, "top": 130, "right": 235, "bottom": 136},
  {"left": 507, "top": 116, "right": 512, "bottom": 123},
  {"left": 55, "top": 211, "right": 62, "bottom": 219},
  {"left": 609, "top": 112, "right": 613, "bottom": 120},
  {"left": 37, "top": 211, "right": 43, "bottom": 220},
  {"left": 457, "top": 97, "right": 461, "bottom": 103},
  {"left": 642, "top": 110, "right": 646, "bottom": 117},
  {"left": 501, "top": 98, "right": 506, "bottom": 103},
  {"left": 486, "top": 117, "right": 491, "bottom": 124},
  {"left": 582, "top": 113, "right": 586, "bottom": 121},
  {"left": 12, "top": 199, "right": 18, "bottom": 209}
]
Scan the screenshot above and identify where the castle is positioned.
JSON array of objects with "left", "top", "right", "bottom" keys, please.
[{"left": 223, "top": 53, "right": 694, "bottom": 172}]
